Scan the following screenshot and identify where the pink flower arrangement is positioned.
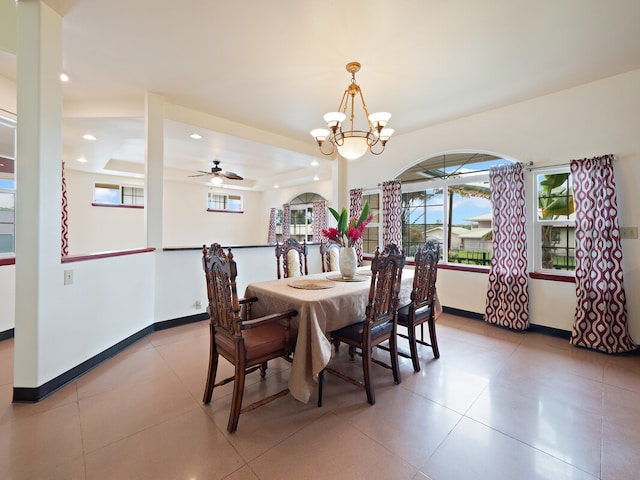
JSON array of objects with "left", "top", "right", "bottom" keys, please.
[{"left": 322, "top": 201, "right": 372, "bottom": 248}]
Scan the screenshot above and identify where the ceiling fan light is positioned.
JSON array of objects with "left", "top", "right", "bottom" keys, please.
[
  {"left": 336, "top": 136, "right": 369, "bottom": 160},
  {"left": 211, "top": 176, "right": 223, "bottom": 186}
]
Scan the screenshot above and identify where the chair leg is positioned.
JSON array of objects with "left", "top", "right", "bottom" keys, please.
[
  {"left": 228, "top": 361, "right": 246, "bottom": 433},
  {"left": 407, "top": 322, "right": 421, "bottom": 373},
  {"left": 362, "top": 347, "right": 375, "bottom": 405},
  {"left": 389, "top": 330, "right": 402, "bottom": 385},
  {"left": 428, "top": 317, "right": 440, "bottom": 359},
  {"left": 317, "top": 370, "right": 324, "bottom": 407},
  {"left": 260, "top": 362, "right": 267, "bottom": 378},
  {"left": 203, "top": 331, "right": 218, "bottom": 404}
]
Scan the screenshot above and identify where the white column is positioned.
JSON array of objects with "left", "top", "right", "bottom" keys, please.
[
  {"left": 14, "top": 0, "right": 63, "bottom": 388},
  {"left": 144, "top": 92, "right": 164, "bottom": 249},
  {"left": 331, "top": 156, "right": 348, "bottom": 208}
]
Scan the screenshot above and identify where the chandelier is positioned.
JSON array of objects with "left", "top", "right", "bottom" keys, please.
[{"left": 310, "top": 62, "right": 394, "bottom": 160}]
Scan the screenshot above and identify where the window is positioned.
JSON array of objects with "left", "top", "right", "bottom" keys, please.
[
  {"left": 276, "top": 192, "right": 325, "bottom": 243},
  {"left": 0, "top": 190, "right": 15, "bottom": 254},
  {"left": 371, "top": 154, "right": 509, "bottom": 264},
  {"left": 534, "top": 168, "right": 575, "bottom": 271},
  {"left": 0, "top": 115, "right": 16, "bottom": 254},
  {"left": 362, "top": 193, "right": 380, "bottom": 254},
  {"left": 207, "top": 192, "right": 242, "bottom": 212},
  {"left": 94, "top": 183, "right": 144, "bottom": 207}
]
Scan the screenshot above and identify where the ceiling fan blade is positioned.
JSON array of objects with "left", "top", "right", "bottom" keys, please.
[
  {"left": 188, "top": 173, "right": 208, "bottom": 177},
  {"left": 221, "top": 170, "right": 243, "bottom": 180}
]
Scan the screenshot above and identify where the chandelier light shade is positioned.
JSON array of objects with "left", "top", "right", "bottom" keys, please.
[{"left": 311, "top": 61, "right": 394, "bottom": 160}]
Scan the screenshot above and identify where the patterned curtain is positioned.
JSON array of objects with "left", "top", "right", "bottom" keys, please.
[
  {"left": 570, "top": 155, "right": 636, "bottom": 353},
  {"left": 381, "top": 180, "right": 402, "bottom": 249},
  {"left": 312, "top": 200, "right": 328, "bottom": 242},
  {"left": 282, "top": 203, "right": 291, "bottom": 241},
  {"left": 349, "top": 189, "right": 363, "bottom": 263},
  {"left": 267, "top": 207, "right": 277, "bottom": 244},
  {"left": 61, "top": 161, "right": 69, "bottom": 256},
  {"left": 484, "top": 163, "right": 529, "bottom": 330}
]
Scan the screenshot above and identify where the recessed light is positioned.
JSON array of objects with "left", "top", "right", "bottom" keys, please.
[
  {"left": 190, "top": 133, "right": 203, "bottom": 140},
  {"left": 313, "top": 176, "right": 319, "bottom": 181},
  {"left": 82, "top": 134, "right": 97, "bottom": 141},
  {"left": 274, "top": 185, "right": 280, "bottom": 189},
  {"left": 311, "top": 160, "right": 319, "bottom": 166},
  {"left": 60, "top": 73, "right": 69, "bottom": 82},
  {"left": 77, "top": 157, "right": 87, "bottom": 163}
]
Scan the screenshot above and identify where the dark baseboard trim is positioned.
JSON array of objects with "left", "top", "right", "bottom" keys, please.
[
  {"left": 442, "top": 306, "right": 573, "bottom": 339},
  {"left": 0, "top": 328, "right": 14, "bottom": 341},
  {"left": 528, "top": 323, "right": 571, "bottom": 339},
  {"left": 12, "top": 313, "right": 208, "bottom": 403},
  {"left": 154, "top": 312, "right": 209, "bottom": 331},
  {"left": 442, "top": 306, "right": 484, "bottom": 321}
]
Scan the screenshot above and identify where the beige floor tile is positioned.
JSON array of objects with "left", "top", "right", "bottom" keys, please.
[
  {"left": 0, "top": 403, "right": 85, "bottom": 480},
  {"left": 250, "top": 412, "right": 417, "bottom": 480},
  {"left": 79, "top": 373, "right": 196, "bottom": 453},
  {"left": 85, "top": 407, "right": 243, "bottom": 480},
  {"left": 76, "top": 345, "right": 174, "bottom": 400},
  {"left": 421, "top": 417, "right": 598, "bottom": 480},
  {"left": 601, "top": 419, "right": 640, "bottom": 480}
]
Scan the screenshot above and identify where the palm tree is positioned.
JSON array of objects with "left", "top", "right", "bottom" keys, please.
[
  {"left": 446, "top": 184, "right": 490, "bottom": 251},
  {"left": 538, "top": 173, "right": 574, "bottom": 269}
]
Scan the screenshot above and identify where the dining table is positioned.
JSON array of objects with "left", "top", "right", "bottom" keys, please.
[{"left": 243, "top": 266, "right": 437, "bottom": 403}]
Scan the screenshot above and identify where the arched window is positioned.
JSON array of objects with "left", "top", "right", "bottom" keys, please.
[
  {"left": 277, "top": 192, "right": 325, "bottom": 243},
  {"left": 364, "top": 153, "right": 512, "bottom": 265}
]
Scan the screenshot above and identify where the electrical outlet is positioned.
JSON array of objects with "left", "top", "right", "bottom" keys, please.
[
  {"left": 64, "top": 269, "right": 74, "bottom": 285},
  {"left": 620, "top": 226, "right": 638, "bottom": 240}
]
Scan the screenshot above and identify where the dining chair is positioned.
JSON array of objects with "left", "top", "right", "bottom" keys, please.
[
  {"left": 318, "top": 243, "right": 405, "bottom": 406},
  {"left": 319, "top": 239, "right": 340, "bottom": 273},
  {"left": 202, "top": 243, "right": 298, "bottom": 433},
  {"left": 275, "top": 238, "right": 308, "bottom": 279},
  {"left": 395, "top": 241, "right": 440, "bottom": 371}
]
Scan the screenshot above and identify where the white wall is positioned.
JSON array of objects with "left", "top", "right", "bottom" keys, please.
[
  {"left": 349, "top": 69, "right": 640, "bottom": 340},
  {"left": 1, "top": 69, "right": 639, "bottom": 390},
  {"left": 65, "top": 169, "right": 145, "bottom": 255}
]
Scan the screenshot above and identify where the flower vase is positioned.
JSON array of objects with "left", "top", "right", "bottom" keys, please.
[{"left": 339, "top": 246, "right": 358, "bottom": 279}]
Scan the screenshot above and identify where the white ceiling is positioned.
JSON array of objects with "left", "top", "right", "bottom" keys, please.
[{"left": 1, "top": 0, "right": 640, "bottom": 190}]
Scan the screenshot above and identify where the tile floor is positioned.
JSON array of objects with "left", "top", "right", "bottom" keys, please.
[{"left": 1, "top": 314, "right": 640, "bottom": 479}]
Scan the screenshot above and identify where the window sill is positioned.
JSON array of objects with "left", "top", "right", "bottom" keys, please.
[
  {"left": 0, "top": 256, "right": 15, "bottom": 266},
  {"left": 206, "top": 209, "right": 244, "bottom": 214},
  {"left": 529, "top": 272, "right": 575, "bottom": 283},
  {"left": 92, "top": 203, "right": 144, "bottom": 209}
]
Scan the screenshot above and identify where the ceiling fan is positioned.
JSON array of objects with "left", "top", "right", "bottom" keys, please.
[{"left": 189, "top": 160, "right": 243, "bottom": 180}]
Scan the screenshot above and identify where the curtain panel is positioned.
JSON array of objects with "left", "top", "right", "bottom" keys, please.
[
  {"left": 282, "top": 203, "right": 291, "bottom": 241},
  {"left": 61, "top": 162, "right": 69, "bottom": 256},
  {"left": 312, "top": 200, "right": 328, "bottom": 242},
  {"left": 570, "top": 155, "right": 636, "bottom": 353},
  {"left": 267, "top": 207, "right": 277, "bottom": 244},
  {"left": 349, "top": 189, "right": 364, "bottom": 263},
  {"left": 484, "top": 162, "right": 529, "bottom": 330},
  {"left": 381, "top": 180, "right": 402, "bottom": 250}
]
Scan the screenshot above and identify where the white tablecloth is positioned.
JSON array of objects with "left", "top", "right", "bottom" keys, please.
[{"left": 243, "top": 267, "right": 416, "bottom": 403}]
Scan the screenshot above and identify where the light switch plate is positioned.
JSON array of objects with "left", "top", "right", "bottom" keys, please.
[
  {"left": 620, "top": 226, "right": 638, "bottom": 239},
  {"left": 64, "top": 269, "right": 74, "bottom": 285}
]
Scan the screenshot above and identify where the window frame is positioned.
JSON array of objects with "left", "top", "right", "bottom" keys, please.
[
  {"left": 207, "top": 192, "right": 243, "bottom": 213},
  {"left": 92, "top": 183, "right": 145, "bottom": 208},
  {"left": 532, "top": 165, "right": 575, "bottom": 274}
]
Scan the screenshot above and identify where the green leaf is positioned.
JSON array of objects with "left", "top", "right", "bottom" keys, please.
[
  {"left": 542, "top": 196, "right": 574, "bottom": 217},
  {"left": 540, "top": 173, "right": 569, "bottom": 190},
  {"left": 356, "top": 201, "right": 370, "bottom": 226}
]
